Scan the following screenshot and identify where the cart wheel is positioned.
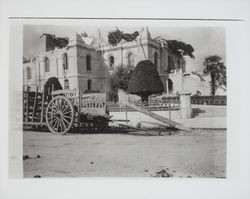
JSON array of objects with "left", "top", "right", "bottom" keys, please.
[{"left": 46, "top": 96, "right": 74, "bottom": 135}]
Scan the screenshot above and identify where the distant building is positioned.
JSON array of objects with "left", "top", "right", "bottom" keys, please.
[{"left": 23, "top": 28, "right": 186, "bottom": 94}]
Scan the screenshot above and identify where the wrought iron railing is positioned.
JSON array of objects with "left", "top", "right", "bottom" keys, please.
[
  {"left": 107, "top": 96, "right": 180, "bottom": 112},
  {"left": 191, "top": 95, "right": 227, "bottom": 105}
]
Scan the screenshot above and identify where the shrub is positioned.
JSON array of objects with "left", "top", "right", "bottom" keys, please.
[{"left": 128, "top": 60, "right": 164, "bottom": 103}]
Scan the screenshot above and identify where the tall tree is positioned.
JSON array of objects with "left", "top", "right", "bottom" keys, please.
[
  {"left": 166, "top": 40, "right": 195, "bottom": 59},
  {"left": 109, "top": 66, "right": 133, "bottom": 102},
  {"left": 203, "top": 55, "right": 226, "bottom": 96},
  {"left": 128, "top": 60, "right": 164, "bottom": 103}
]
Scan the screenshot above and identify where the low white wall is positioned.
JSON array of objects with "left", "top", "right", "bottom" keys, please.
[
  {"left": 110, "top": 110, "right": 181, "bottom": 127},
  {"left": 191, "top": 105, "right": 227, "bottom": 117},
  {"left": 110, "top": 105, "right": 226, "bottom": 127}
]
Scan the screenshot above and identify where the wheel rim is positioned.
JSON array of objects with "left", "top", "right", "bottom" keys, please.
[{"left": 46, "top": 96, "right": 74, "bottom": 134}]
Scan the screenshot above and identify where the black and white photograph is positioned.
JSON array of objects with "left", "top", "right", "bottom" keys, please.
[
  {"left": 2, "top": 0, "right": 250, "bottom": 199},
  {"left": 22, "top": 24, "right": 226, "bottom": 178}
]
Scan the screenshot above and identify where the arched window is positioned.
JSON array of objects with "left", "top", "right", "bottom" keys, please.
[
  {"left": 27, "top": 67, "right": 31, "bottom": 80},
  {"left": 86, "top": 55, "right": 91, "bottom": 71},
  {"left": 168, "top": 56, "right": 174, "bottom": 71},
  {"left": 109, "top": 56, "right": 114, "bottom": 70},
  {"left": 63, "top": 53, "right": 68, "bottom": 70},
  {"left": 127, "top": 53, "right": 134, "bottom": 67},
  {"left": 168, "top": 78, "right": 173, "bottom": 93},
  {"left": 154, "top": 52, "right": 158, "bottom": 68},
  {"left": 44, "top": 57, "right": 50, "bottom": 72},
  {"left": 64, "top": 79, "right": 69, "bottom": 89},
  {"left": 87, "top": 79, "right": 92, "bottom": 90}
]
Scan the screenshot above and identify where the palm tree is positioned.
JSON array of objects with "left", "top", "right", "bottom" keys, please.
[{"left": 203, "top": 55, "right": 226, "bottom": 96}]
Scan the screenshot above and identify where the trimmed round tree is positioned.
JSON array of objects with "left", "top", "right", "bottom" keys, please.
[
  {"left": 44, "top": 77, "right": 62, "bottom": 96},
  {"left": 128, "top": 60, "right": 164, "bottom": 103}
]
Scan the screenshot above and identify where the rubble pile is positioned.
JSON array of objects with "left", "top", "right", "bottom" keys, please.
[{"left": 152, "top": 169, "right": 174, "bottom": 177}]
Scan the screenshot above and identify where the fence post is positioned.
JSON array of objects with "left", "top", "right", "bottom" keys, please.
[
  {"left": 125, "top": 105, "right": 128, "bottom": 125},
  {"left": 179, "top": 91, "right": 192, "bottom": 119},
  {"left": 25, "top": 85, "right": 29, "bottom": 123},
  {"left": 168, "top": 98, "right": 171, "bottom": 120},
  {"left": 40, "top": 85, "right": 45, "bottom": 124}
]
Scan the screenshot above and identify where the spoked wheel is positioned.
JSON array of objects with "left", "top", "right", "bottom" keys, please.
[{"left": 46, "top": 96, "right": 75, "bottom": 135}]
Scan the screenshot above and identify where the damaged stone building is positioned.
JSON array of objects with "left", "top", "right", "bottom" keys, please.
[{"left": 23, "top": 27, "right": 186, "bottom": 94}]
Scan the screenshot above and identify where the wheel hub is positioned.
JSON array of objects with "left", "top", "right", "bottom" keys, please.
[{"left": 56, "top": 110, "right": 63, "bottom": 119}]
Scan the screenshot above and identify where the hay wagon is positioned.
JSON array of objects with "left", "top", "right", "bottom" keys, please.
[{"left": 23, "top": 86, "right": 111, "bottom": 135}]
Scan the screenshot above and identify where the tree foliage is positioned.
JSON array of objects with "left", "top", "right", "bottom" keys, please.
[
  {"left": 167, "top": 40, "right": 195, "bottom": 59},
  {"left": 109, "top": 66, "right": 133, "bottom": 101},
  {"left": 44, "top": 77, "right": 63, "bottom": 96},
  {"left": 128, "top": 60, "right": 164, "bottom": 102},
  {"left": 203, "top": 55, "right": 226, "bottom": 96},
  {"left": 108, "top": 29, "right": 139, "bottom": 46},
  {"left": 40, "top": 33, "right": 69, "bottom": 49},
  {"left": 23, "top": 56, "right": 29, "bottom": 63}
]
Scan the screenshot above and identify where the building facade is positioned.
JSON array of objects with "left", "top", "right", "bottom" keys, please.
[{"left": 23, "top": 28, "right": 186, "bottom": 94}]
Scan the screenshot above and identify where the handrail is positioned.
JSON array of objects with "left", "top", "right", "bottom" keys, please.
[{"left": 51, "top": 89, "right": 79, "bottom": 95}]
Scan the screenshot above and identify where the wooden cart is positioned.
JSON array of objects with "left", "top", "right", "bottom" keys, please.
[{"left": 23, "top": 86, "right": 111, "bottom": 135}]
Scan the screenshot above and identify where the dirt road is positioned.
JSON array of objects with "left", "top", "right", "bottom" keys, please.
[{"left": 23, "top": 129, "right": 226, "bottom": 178}]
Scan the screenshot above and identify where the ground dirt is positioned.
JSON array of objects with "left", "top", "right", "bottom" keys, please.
[{"left": 23, "top": 129, "right": 226, "bottom": 178}]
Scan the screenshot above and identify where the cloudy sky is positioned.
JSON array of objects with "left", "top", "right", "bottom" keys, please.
[{"left": 23, "top": 25, "right": 226, "bottom": 73}]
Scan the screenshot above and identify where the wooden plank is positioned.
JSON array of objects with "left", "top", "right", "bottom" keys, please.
[
  {"left": 40, "top": 86, "right": 45, "bottom": 124},
  {"left": 117, "top": 123, "right": 146, "bottom": 131},
  {"left": 117, "top": 89, "right": 190, "bottom": 131},
  {"left": 78, "top": 89, "right": 82, "bottom": 127},
  {"left": 126, "top": 102, "right": 191, "bottom": 131},
  {"left": 110, "top": 119, "right": 130, "bottom": 122},
  {"left": 51, "top": 89, "right": 79, "bottom": 96},
  {"left": 25, "top": 86, "right": 29, "bottom": 123},
  {"left": 23, "top": 122, "right": 46, "bottom": 126},
  {"left": 23, "top": 85, "right": 25, "bottom": 121},
  {"left": 140, "top": 121, "right": 168, "bottom": 127},
  {"left": 32, "top": 86, "right": 38, "bottom": 122}
]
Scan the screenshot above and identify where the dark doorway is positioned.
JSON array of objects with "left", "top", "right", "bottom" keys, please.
[
  {"left": 87, "top": 79, "right": 92, "bottom": 90},
  {"left": 168, "top": 78, "right": 173, "bottom": 93}
]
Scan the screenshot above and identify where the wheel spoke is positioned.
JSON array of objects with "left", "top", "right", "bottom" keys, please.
[
  {"left": 48, "top": 109, "right": 56, "bottom": 115},
  {"left": 62, "top": 117, "right": 70, "bottom": 126},
  {"left": 59, "top": 98, "right": 63, "bottom": 110},
  {"left": 63, "top": 110, "right": 72, "bottom": 115},
  {"left": 57, "top": 120, "right": 61, "bottom": 132},
  {"left": 57, "top": 98, "right": 61, "bottom": 110},
  {"left": 63, "top": 115, "right": 72, "bottom": 119},
  {"left": 49, "top": 116, "right": 57, "bottom": 124},
  {"left": 61, "top": 99, "right": 66, "bottom": 112},
  {"left": 54, "top": 100, "right": 60, "bottom": 111},
  {"left": 51, "top": 118, "right": 59, "bottom": 128},
  {"left": 52, "top": 118, "right": 59, "bottom": 129},
  {"left": 48, "top": 109, "right": 57, "bottom": 119},
  {"left": 61, "top": 119, "right": 67, "bottom": 130},
  {"left": 59, "top": 120, "right": 63, "bottom": 132},
  {"left": 47, "top": 113, "right": 56, "bottom": 119},
  {"left": 48, "top": 104, "right": 57, "bottom": 112},
  {"left": 63, "top": 105, "right": 71, "bottom": 113}
]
